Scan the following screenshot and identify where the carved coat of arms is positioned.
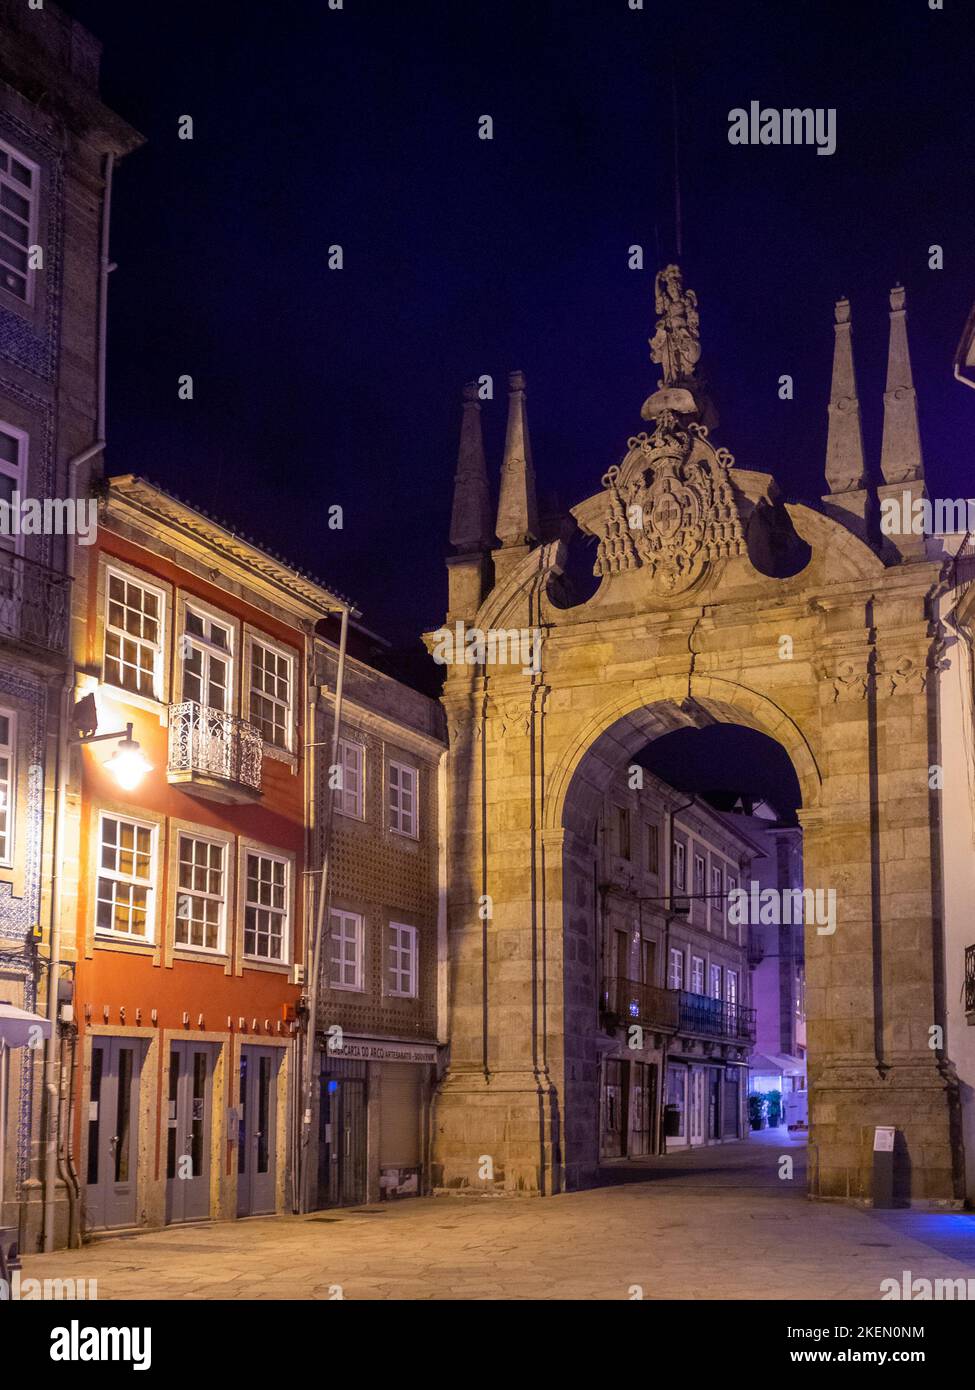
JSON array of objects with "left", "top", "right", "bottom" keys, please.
[{"left": 590, "top": 415, "right": 746, "bottom": 594}]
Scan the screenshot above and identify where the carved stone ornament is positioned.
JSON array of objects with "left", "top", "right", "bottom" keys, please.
[
  {"left": 590, "top": 417, "right": 746, "bottom": 594},
  {"left": 831, "top": 658, "right": 868, "bottom": 702},
  {"left": 885, "top": 655, "right": 926, "bottom": 697}
]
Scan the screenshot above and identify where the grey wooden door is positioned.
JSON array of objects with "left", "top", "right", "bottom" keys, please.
[
  {"left": 165, "top": 1041, "right": 217, "bottom": 1223},
  {"left": 85, "top": 1037, "right": 143, "bottom": 1230},
  {"left": 237, "top": 1045, "right": 278, "bottom": 1215}
]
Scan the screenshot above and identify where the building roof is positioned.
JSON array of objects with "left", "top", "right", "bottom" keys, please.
[{"left": 105, "top": 474, "right": 354, "bottom": 616}]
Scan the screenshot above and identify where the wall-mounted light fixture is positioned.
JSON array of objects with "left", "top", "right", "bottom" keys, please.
[{"left": 71, "top": 694, "right": 152, "bottom": 792}]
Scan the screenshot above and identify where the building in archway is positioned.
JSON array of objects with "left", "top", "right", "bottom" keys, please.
[
  {"left": 596, "top": 766, "right": 760, "bottom": 1158},
  {"left": 716, "top": 796, "right": 808, "bottom": 1107},
  {"left": 428, "top": 266, "right": 963, "bottom": 1206}
]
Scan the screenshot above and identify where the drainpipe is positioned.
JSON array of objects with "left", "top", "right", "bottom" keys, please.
[
  {"left": 299, "top": 604, "right": 350, "bottom": 1213},
  {"left": 41, "top": 150, "right": 114, "bottom": 1253}
]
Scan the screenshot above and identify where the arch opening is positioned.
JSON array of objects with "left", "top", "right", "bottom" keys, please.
[{"left": 557, "top": 701, "right": 813, "bottom": 1195}]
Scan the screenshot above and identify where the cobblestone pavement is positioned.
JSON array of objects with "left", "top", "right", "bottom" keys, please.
[{"left": 20, "top": 1133, "right": 975, "bottom": 1300}]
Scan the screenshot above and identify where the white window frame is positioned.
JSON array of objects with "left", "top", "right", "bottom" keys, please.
[
  {"left": 386, "top": 921, "right": 418, "bottom": 998},
  {"left": 329, "top": 908, "right": 364, "bottom": 991},
  {"left": 0, "top": 139, "right": 39, "bottom": 306},
  {"left": 726, "top": 873, "right": 739, "bottom": 939},
  {"left": 103, "top": 566, "right": 166, "bottom": 702},
  {"left": 673, "top": 841, "right": 685, "bottom": 891},
  {"left": 709, "top": 963, "right": 723, "bottom": 1000},
  {"left": 0, "top": 421, "right": 27, "bottom": 558},
  {"left": 247, "top": 635, "right": 295, "bottom": 752},
  {"left": 690, "top": 954, "right": 705, "bottom": 996},
  {"left": 335, "top": 737, "right": 365, "bottom": 820},
  {"left": 180, "top": 603, "right": 234, "bottom": 712},
  {"left": 243, "top": 849, "right": 290, "bottom": 963},
  {"left": 726, "top": 968, "right": 739, "bottom": 1007},
  {"left": 388, "top": 759, "right": 418, "bottom": 838},
  {"left": 94, "top": 811, "right": 157, "bottom": 943},
  {"left": 174, "top": 831, "right": 227, "bottom": 954},
  {"left": 693, "top": 853, "right": 706, "bottom": 896},
  {"left": 710, "top": 864, "right": 723, "bottom": 916},
  {"left": 668, "top": 946, "right": 684, "bottom": 991},
  {"left": 0, "top": 707, "right": 15, "bottom": 866}
]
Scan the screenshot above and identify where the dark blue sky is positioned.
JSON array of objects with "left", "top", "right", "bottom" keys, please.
[{"left": 71, "top": 0, "right": 975, "bottom": 650}]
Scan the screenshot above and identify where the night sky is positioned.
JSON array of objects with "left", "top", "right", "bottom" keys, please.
[{"left": 68, "top": 0, "right": 975, "bottom": 669}]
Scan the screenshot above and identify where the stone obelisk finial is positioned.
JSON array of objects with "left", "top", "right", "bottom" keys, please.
[
  {"left": 494, "top": 371, "right": 538, "bottom": 583},
  {"left": 449, "top": 381, "right": 492, "bottom": 554},
  {"left": 824, "top": 297, "right": 866, "bottom": 494},
  {"left": 878, "top": 284, "right": 927, "bottom": 560},
  {"left": 880, "top": 285, "right": 923, "bottom": 486},
  {"left": 821, "top": 296, "right": 870, "bottom": 536}
]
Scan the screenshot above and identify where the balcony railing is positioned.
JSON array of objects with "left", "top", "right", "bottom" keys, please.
[
  {"left": 601, "top": 977, "right": 679, "bottom": 1032},
  {"left": 0, "top": 550, "right": 70, "bottom": 657},
  {"left": 966, "top": 944, "right": 975, "bottom": 1017},
  {"left": 168, "top": 701, "right": 263, "bottom": 801},
  {"left": 678, "top": 990, "right": 756, "bottom": 1043}
]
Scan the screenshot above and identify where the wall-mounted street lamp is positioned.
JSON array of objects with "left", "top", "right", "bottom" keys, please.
[{"left": 72, "top": 693, "right": 153, "bottom": 792}]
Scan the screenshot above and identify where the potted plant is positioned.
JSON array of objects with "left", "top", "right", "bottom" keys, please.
[
  {"left": 766, "top": 1089, "right": 783, "bottom": 1128},
  {"left": 747, "top": 1093, "right": 766, "bottom": 1131}
]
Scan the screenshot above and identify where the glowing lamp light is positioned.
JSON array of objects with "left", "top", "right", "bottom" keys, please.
[{"left": 104, "top": 731, "right": 152, "bottom": 791}]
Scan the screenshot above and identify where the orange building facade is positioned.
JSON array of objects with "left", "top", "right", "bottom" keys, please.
[{"left": 61, "top": 475, "right": 344, "bottom": 1236}]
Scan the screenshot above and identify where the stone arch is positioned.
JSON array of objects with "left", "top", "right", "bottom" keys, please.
[{"left": 546, "top": 673, "right": 822, "bottom": 839}]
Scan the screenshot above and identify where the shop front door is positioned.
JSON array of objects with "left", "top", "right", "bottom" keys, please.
[
  {"left": 166, "top": 1041, "right": 217, "bottom": 1224},
  {"left": 317, "top": 1060, "right": 367, "bottom": 1207},
  {"left": 86, "top": 1036, "right": 144, "bottom": 1230},
  {"left": 237, "top": 1045, "right": 278, "bottom": 1216}
]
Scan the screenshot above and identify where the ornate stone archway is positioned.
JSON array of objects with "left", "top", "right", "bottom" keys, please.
[{"left": 429, "top": 270, "right": 961, "bottom": 1203}]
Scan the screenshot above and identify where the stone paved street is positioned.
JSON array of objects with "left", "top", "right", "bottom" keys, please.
[{"left": 20, "top": 1133, "right": 975, "bottom": 1300}]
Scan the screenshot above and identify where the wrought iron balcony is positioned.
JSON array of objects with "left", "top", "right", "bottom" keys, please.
[
  {"left": 0, "top": 550, "right": 70, "bottom": 658},
  {"left": 601, "top": 977, "right": 679, "bottom": 1032},
  {"left": 167, "top": 701, "right": 263, "bottom": 803},
  {"left": 678, "top": 990, "right": 756, "bottom": 1044},
  {"left": 966, "top": 944, "right": 975, "bottom": 1020}
]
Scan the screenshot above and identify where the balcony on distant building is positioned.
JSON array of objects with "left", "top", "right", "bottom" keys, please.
[
  {"left": 167, "top": 701, "right": 263, "bottom": 803},
  {"left": 0, "top": 550, "right": 70, "bottom": 659},
  {"left": 601, "top": 977, "right": 679, "bottom": 1033},
  {"left": 678, "top": 990, "right": 756, "bottom": 1044}
]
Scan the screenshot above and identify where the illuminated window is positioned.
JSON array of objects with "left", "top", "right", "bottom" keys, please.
[
  {"left": 389, "top": 760, "right": 418, "bottom": 837},
  {"left": 694, "top": 853, "right": 706, "bottom": 897},
  {"left": 668, "top": 946, "right": 684, "bottom": 991},
  {"left": 709, "top": 963, "right": 722, "bottom": 999},
  {"left": 710, "top": 864, "right": 723, "bottom": 917},
  {"left": 244, "top": 850, "right": 288, "bottom": 961},
  {"left": 96, "top": 814, "right": 155, "bottom": 940},
  {"left": 0, "top": 709, "right": 14, "bottom": 864},
  {"left": 104, "top": 571, "right": 163, "bottom": 699},
  {"left": 329, "top": 908, "right": 363, "bottom": 990},
  {"left": 335, "top": 738, "right": 365, "bottom": 819},
  {"left": 181, "top": 608, "right": 231, "bottom": 711},
  {"left": 0, "top": 423, "right": 26, "bottom": 557},
  {"left": 726, "top": 968, "right": 739, "bottom": 1006},
  {"left": 0, "top": 140, "right": 38, "bottom": 304},
  {"left": 386, "top": 922, "right": 417, "bottom": 997},
  {"left": 175, "top": 834, "right": 225, "bottom": 952},
  {"left": 673, "top": 841, "right": 685, "bottom": 891},
  {"left": 690, "top": 954, "right": 705, "bottom": 995},
  {"left": 250, "top": 639, "right": 293, "bottom": 749}
]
